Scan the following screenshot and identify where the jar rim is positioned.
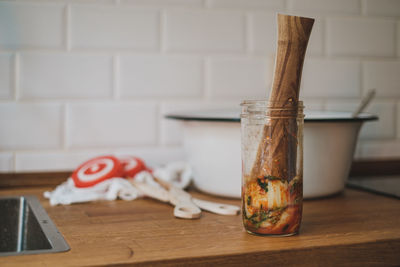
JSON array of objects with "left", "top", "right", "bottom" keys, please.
[{"left": 240, "top": 100, "right": 304, "bottom": 107}]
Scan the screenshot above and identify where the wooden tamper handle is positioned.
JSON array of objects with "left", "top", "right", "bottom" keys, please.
[
  {"left": 270, "top": 14, "right": 314, "bottom": 105},
  {"left": 251, "top": 14, "right": 314, "bottom": 181}
]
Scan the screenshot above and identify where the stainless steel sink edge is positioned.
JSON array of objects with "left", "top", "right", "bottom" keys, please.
[{"left": 0, "top": 195, "right": 70, "bottom": 257}]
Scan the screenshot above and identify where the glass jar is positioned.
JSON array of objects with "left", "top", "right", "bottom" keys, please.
[{"left": 240, "top": 100, "right": 304, "bottom": 236}]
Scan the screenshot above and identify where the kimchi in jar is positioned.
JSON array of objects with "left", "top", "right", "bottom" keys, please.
[{"left": 240, "top": 100, "right": 304, "bottom": 236}]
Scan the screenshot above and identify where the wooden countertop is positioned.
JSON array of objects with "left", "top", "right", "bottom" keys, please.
[{"left": 1, "top": 187, "right": 399, "bottom": 266}]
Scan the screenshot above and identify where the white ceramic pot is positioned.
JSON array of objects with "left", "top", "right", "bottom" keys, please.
[{"left": 168, "top": 110, "right": 377, "bottom": 199}]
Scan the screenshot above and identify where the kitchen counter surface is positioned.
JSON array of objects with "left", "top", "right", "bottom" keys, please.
[{"left": 1, "top": 186, "right": 399, "bottom": 266}]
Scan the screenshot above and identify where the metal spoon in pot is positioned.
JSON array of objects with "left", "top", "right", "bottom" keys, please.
[{"left": 352, "top": 89, "right": 376, "bottom": 117}]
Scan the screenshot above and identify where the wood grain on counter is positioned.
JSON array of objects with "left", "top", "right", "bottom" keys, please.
[
  {"left": 0, "top": 172, "right": 69, "bottom": 188},
  {"left": 0, "top": 187, "right": 399, "bottom": 266},
  {"left": 350, "top": 159, "right": 400, "bottom": 177}
]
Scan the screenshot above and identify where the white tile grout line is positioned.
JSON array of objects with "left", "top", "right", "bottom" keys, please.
[
  {"left": 12, "top": 152, "right": 16, "bottom": 172},
  {"left": 283, "top": 0, "right": 289, "bottom": 11},
  {"left": 398, "top": 22, "right": 400, "bottom": 58},
  {"left": 149, "top": 101, "right": 161, "bottom": 146},
  {"left": 320, "top": 17, "right": 327, "bottom": 57},
  {"left": 156, "top": 101, "right": 165, "bottom": 146},
  {"left": 14, "top": 53, "right": 20, "bottom": 101},
  {"left": 65, "top": 4, "right": 71, "bottom": 51},
  {"left": 393, "top": 20, "right": 398, "bottom": 58},
  {"left": 112, "top": 54, "right": 120, "bottom": 100},
  {"left": 244, "top": 12, "right": 251, "bottom": 55},
  {"left": 323, "top": 17, "right": 330, "bottom": 57},
  {"left": 10, "top": 53, "right": 16, "bottom": 101},
  {"left": 63, "top": 103, "right": 69, "bottom": 150},
  {"left": 360, "top": 0, "right": 367, "bottom": 16},
  {"left": 359, "top": 59, "right": 364, "bottom": 97},
  {"left": 203, "top": 56, "right": 211, "bottom": 99},
  {"left": 0, "top": 49, "right": 394, "bottom": 61},
  {"left": 160, "top": 9, "right": 166, "bottom": 54},
  {"left": 0, "top": 48, "right": 70, "bottom": 53},
  {"left": 62, "top": 103, "right": 68, "bottom": 150},
  {"left": 200, "top": 57, "right": 206, "bottom": 100}
]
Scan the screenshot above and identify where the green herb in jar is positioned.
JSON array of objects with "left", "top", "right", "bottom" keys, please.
[{"left": 257, "top": 178, "right": 268, "bottom": 192}]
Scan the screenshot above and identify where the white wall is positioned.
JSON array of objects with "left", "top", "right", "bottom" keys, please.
[{"left": 0, "top": 0, "right": 399, "bottom": 172}]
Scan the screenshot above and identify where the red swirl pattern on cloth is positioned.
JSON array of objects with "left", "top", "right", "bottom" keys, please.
[
  {"left": 119, "top": 156, "right": 148, "bottom": 178},
  {"left": 72, "top": 155, "right": 124, "bottom": 188}
]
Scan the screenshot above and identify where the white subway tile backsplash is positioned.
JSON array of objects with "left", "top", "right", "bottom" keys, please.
[
  {"left": 161, "top": 114, "right": 184, "bottom": 146},
  {"left": 364, "top": 0, "right": 400, "bottom": 17},
  {"left": 120, "top": 55, "right": 203, "bottom": 97},
  {"left": 0, "top": 103, "right": 62, "bottom": 150},
  {"left": 164, "top": 9, "right": 245, "bottom": 52},
  {"left": 326, "top": 100, "right": 396, "bottom": 139},
  {"left": 1, "top": 0, "right": 400, "bottom": 173},
  {"left": 248, "top": 12, "right": 276, "bottom": 55},
  {"left": 326, "top": 17, "right": 395, "bottom": 56},
  {"left": 0, "top": 153, "right": 14, "bottom": 172},
  {"left": 114, "top": 146, "right": 185, "bottom": 167},
  {"left": 207, "top": 0, "right": 284, "bottom": 9},
  {"left": 70, "top": 6, "right": 159, "bottom": 49},
  {"left": 307, "top": 18, "right": 324, "bottom": 56},
  {"left": 363, "top": 61, "right": 400, "bottom": 98},
  {"left": 207, "top": 57, "right": 271, "bottom": 98},
  {"left": 20, "top": 53, "right": 112, "bottom": 99},
  {"left": 0, "top": 54, "right": 13, "bottom": 99},
  {"left": 302, "top": 99, "right": 324, "bottom": 111},
  {"left": 301, "top": 59, "right": 360, "bottom": 98},
  {"left": 325, "top": 100, "right": 358, "bottom": 112},
  {"left": 249, "top": 13, "right": 323, "bottom": 56},
  {"left": 287, "top": 0, "right": 360, "bottom": 14},
  {"left": 0, "top": 2, "right": 63, "bottom": 48},
  {"left": 66, "top": 102, "right": 158, "bottom": 148},
  {"left": 15, "top": 151, "right": 109, "bottom": 172},
  {"left": 359, "top": 140, "right": 400, "bottom": 158},
  {"left": 160, "top": 103, "right": 193, "bottom": 146},
  {"left": 159, "top": 100, "right": 239, "bottom": 145},
  {"left": 15, "top": 147, "right": 185, "bottom": 172}
]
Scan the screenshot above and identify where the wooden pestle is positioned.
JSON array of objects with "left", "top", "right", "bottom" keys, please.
[{"left": 250, "top": 14, "right": 314, "bottom": 181}]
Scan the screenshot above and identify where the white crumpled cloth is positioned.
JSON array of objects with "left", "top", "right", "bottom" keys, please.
[{"left": 44, "top": 161, "right": 192, "bottom": 206}]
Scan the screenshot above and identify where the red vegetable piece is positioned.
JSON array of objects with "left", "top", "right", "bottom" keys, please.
[{"left": 71, "top": 155, "right": 124, "bottom": 188}]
